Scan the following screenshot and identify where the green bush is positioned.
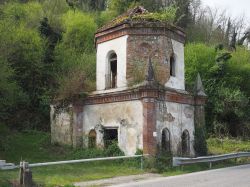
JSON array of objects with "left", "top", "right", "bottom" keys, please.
[
  {"left": 144, "top": 148, "right": 172, "bottom": 173},
  {"left": 104, "top": 141, "right": 125, "bottom": 157}
]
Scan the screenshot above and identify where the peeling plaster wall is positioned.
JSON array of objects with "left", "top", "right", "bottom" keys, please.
[
  {"left": 156, "top": 101, "right": 195, "bottom": 156},
  {"left": 96, "top": 35, "right": 128, "bottom": 91},
  {"left": 165, "top": 39, "right": 185, "bottom": 90},
  {"left": 50, "top": 105, "right": 73, "bottom": 146},
  {"left": 82, "top": 101, "right": 143, "bottom": 155}
]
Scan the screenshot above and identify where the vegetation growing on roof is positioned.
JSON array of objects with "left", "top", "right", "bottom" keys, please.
[
  {"left": 131, "top": 6, "right": 177, "bottom": 23},
  {"left": 100, "top": 5, "right": 178, "bottom": 31}
]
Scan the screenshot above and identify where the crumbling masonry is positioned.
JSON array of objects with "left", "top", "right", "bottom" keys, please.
[{"left": 50, "top": 7, "right": 206, "bottom": 156}]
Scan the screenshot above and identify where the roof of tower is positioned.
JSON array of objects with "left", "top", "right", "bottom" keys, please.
[{"left": 96, "top": 6, "right": 185, "bottom": 34}]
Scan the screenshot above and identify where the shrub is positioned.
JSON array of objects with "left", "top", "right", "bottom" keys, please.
[{"left": 104, "top": 141, "right": 125, "bottom": 157}]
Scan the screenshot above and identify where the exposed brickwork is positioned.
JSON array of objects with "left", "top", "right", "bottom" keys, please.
[
  {"left": 127, "top": 35, "right": 173, "bottom": 85},
  {"left": 72, "top": 104, "right": 83, "bottom": 148},
  {"left": 142, "top": 98, "right": 157, "bottom": 155},
  {"left": 85, "top": 88, "right": 195, "bottom": 106}
]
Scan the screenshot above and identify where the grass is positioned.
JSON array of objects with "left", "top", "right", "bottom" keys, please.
[
  {"left": 0, "top": 131, "right": 144, "bottom": 187},
  {"left": 161, "top": 137, "right": 250, "bottom": 177},
  {"left": 207, "top": 137, "right": 250, "bottom": 154},
  {"left": 1, "top": 131, "right": 250, "bottom": 186}
]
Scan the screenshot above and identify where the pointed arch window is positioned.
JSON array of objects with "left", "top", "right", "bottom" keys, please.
[
  {"left": 181, "top": 130, "right": 190, "bottom": 156},
  {"left": 88, "top": 129, "right": 97, "bottom": 148},
  {"left": 162, "top": 128, "right": 171, "bottom": 154}
]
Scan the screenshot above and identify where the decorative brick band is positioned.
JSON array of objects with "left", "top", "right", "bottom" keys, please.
[
  {"left": 84, "top": 88, "right": 205, "bottom": 106},
  {"left": 95, "top": 24, "right": 186, "bottom": 45}
]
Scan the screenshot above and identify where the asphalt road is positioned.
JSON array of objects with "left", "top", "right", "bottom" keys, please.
[{"left": 111, "top": 164, "right": 250, "bottom": 187}]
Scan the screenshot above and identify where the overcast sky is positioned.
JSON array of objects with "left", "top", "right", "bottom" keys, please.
[{"left": 202, "top": 0, "right": 250, "bottom": 21}]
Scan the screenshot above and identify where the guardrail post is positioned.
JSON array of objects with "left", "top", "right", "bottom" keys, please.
[
  {"left": 209, "top": 162, "right": 212, "bottom": 169},
  {"left": 19, "top": 161, "right": 24, "bottom": 185},
  {"left": 19, "top": 161, "right": 33, "bottom": 187},
  {"left": 140, "top": 156, "right": 144, "bottom": 170}
]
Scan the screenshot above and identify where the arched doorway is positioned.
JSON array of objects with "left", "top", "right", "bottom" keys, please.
[
  {"left": 181, "top": 130, "right": 190, "bottom": 156},
  {"left": 88, "top": 129, "right": 97, "bottom": 148},
  {"left": 161, "top": 128, "right": 171, "bottom": 154}
]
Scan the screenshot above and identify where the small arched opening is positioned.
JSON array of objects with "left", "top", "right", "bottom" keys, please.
[
  {"left": 88, "top": 129, "right": 97, "bottom": 148},
  {"left": 161, "top": 128, "right": 171, "bottom": 154},
  {"left": 170, "top": 54, "right": 176, "bottom": 77},
  {"left": 181, "top": 130, "right": 190, "bottom": 156},
  {"left": 108, "top": 52, "right": 117, "bottom": 89}
]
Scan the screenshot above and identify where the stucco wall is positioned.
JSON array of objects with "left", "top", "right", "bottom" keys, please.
[
  {"left": 165, "top": 39, "right": 185, "bottom": 90},
  {"left": 50, "top": 105, "right": 73, "bottom": 146},
  {"left": 156, "top": 101, "right": 195, "bottom": 156},
  {"left": 96, "top": 35, "right": 128, "bottom": 91},
  {"left": 82, "top": 100, "right": 143, "bottom": 155}
]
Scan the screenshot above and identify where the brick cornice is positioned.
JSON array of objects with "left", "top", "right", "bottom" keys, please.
[
  {"left": 84, "top": 87, "right": 197, "bottom": 105},
  {"left": 95, "top": 24, "right": 186, "bottom": 45}
]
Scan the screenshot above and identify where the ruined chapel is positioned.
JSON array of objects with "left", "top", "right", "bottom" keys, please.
[{"left": 51, "top": 7, "right": 206, "bottom": 156}]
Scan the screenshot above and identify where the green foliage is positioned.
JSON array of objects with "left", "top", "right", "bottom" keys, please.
[
  {"left": 132, "top": 5, "right": 177, "bottom": 23},
  {"left": 185, "top": 43, "right": 250, "bottom": 137},
  {"left": 96, "top": 10, "right": 117, "bottom": 27},
  {"left": 104, "top": 141, "right": 125, "bottom": 156},
  {"left": 0, "top": 131, "right": 142, "bottom": 187},
  {"left": 0, "top": 57, "right": 26, "bottom": 123},
  {"left": 185, "top": 43, "right": 217, "bottom": 85},
  {"left": 194, "top": 126, "right": 208, "bottom": 156},
  {"left": 207, "top": 138, "right": 250, "bottom": 154},
  {"left": 61, "top": 11, "right": 97, "bottom": 52},
  {"left": 42, "top": 0, "right": 69, "bottom": 31},
  {"left": 3, "top": 2, "right": 43, "bottom": 28},
  {"left": 144, "top": 146, "right": 172, "bottom": 173}
]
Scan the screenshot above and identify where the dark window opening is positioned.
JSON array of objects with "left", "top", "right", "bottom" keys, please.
[
  {"left": 106, "top": 53, "right": 117, "bottom": 89},
  {"left": 162, "top": 128, "right": 171, "bottom": 154},
  {"left": 170, "top": 55, "right": 175, "bottom": 77},
  {"left": 181, "top": 130, "right": 190, "bottom": 156},
  {"left": 104, "top": 128, "right": 118, "bottom": 148},
  {"left": 88, "top": 130, "right": 96, "bottom": 148}
]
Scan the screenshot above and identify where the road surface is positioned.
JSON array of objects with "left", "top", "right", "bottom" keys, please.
[{"left": 111, "top": 164, "right": 250, "bottom": 187}]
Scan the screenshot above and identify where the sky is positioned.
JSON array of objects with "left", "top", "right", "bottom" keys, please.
[{"left": 202, "top": 0, "right": 250, "bottom": 21}]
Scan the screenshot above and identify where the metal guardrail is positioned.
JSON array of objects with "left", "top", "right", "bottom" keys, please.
[
  {"left": 0, "top": 155, "right": 148, "bottom": 170},
  {"left": 28, "top": 155, "right": 146, "bottom": 168},
  {"left": 0, "top": 160, "right": 17, "bottom": 170},
  {"left": 1, "top": 155, "right": 148, "bottom": 186},
  {"left": 173, "top": 152, "right": 250, "bottom": 168}
]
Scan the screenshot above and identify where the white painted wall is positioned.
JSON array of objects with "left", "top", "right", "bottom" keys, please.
[
  {"left": 156, "top": 102, "right": 195, "bottom": 156},
  {"left": 165, "top": 39, "right": 185, "bottom": 90},
  {"left": 82, "top": 100, "right": 143, "bottom": 155},
  {"left": 96, "top": 36, "right": 128, "bottom": 91}
]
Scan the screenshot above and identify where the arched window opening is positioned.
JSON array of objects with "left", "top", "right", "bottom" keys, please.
[
  {"left": 161, "top": 128, "right": 171, "bottom": 154},
  {"left": 88, "top": 129, "right": 97, "bottom": 148},
  {"left": 170, "top": 55, "right": 176, "bottom": 77},
  {"left": 107, "top": 53, "right": 117, "bottom": 89},
  {"left": 181, "top": 130, "right": 190, "bottom": 156}
]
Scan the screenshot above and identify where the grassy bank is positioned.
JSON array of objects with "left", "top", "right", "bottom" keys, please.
[
  {"left": 207, "top": 138, "right": 250, "bottom": 154},
  {"left": 1, "top": 131, "right": 250, "bottom": 186},
  {"left": 0, "top": 131, "right": 144, "bottom": 186}
]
